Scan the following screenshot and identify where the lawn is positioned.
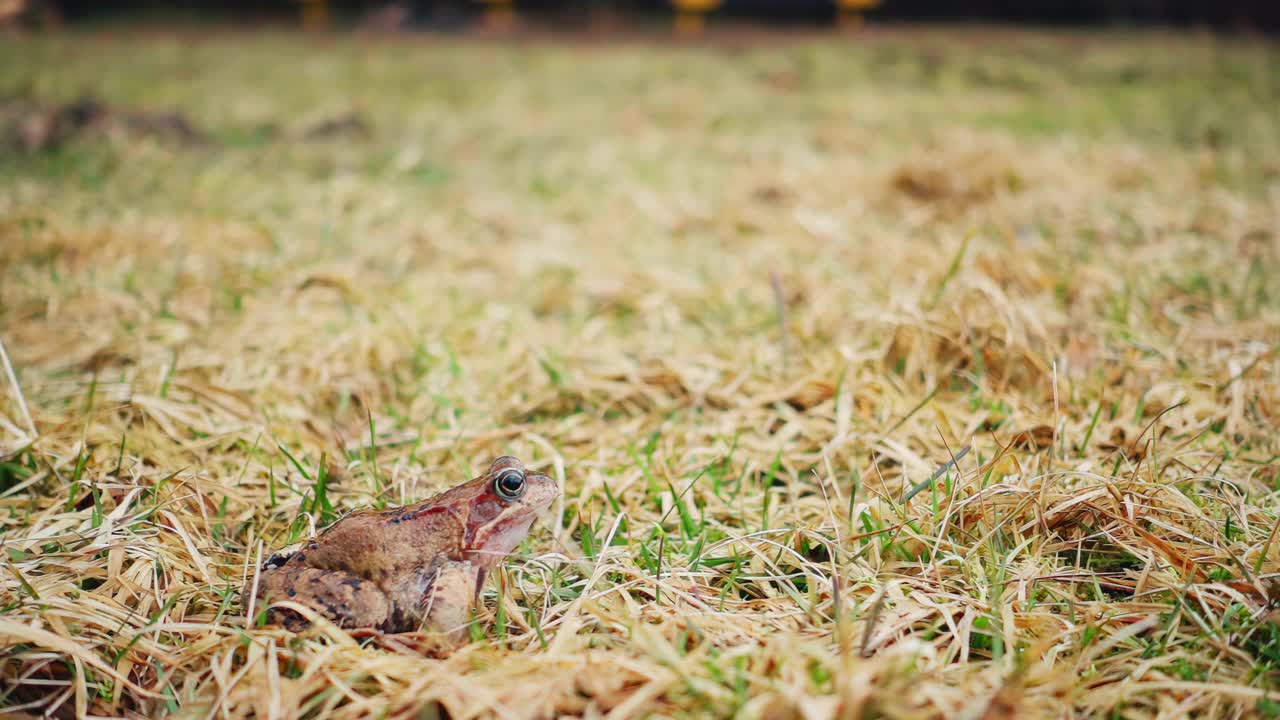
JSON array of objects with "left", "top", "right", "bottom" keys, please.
[{"left": 1, "top": 26, "right": 1278, "bottom": 719}]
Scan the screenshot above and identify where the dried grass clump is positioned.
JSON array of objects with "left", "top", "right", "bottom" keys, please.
[
  {"left": 887, "top": 133, "right": 1029, "bottom": 216},
  {"left": 0, "top": 28, "right": 1278, "bottom": 719}
]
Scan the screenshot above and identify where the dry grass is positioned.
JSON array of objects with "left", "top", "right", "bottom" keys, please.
[{"left": 1, "top": 27, "right": 1279, "bottom": 719}]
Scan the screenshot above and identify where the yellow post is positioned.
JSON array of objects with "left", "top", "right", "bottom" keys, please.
[
  {"left": 0, "top": 0, "right": 27, "bottom": 29},
  {"left": 836, "top": 0, "right": 879, "bottom": 30},
  {"left": 672, "top": 0, "right": 720, "bottom": 37},
  {"left": 300, "top": 0, "right": 330, "bottom": 31},
  {"left": 480, "top": 0, "right": 517, "bottom": 32},
  {"left": 1, "top": 0, "right": 63, "bottom": 29}
]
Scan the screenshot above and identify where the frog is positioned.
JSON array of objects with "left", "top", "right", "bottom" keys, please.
[{"left": 251, "top": 456, "right": 558, "bottom": 635}]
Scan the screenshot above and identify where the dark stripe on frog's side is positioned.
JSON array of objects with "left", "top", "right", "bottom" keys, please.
[
  {"left": 262, "top": 552, "right": 292, "bottom": 570},
  {"left": 394, "top": 503, "right": 454, "bottom": 523},
  {"left": 261, "top": 540, "right": 319, "bottom": 571}
]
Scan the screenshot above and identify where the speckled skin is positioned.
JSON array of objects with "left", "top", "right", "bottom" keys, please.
[{"left": 253, "top": 456, "right": 558, "bottom": 633}]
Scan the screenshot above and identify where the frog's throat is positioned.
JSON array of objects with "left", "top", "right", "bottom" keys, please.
[{"left": 468, "top": 514, "right": 537, "bottom": 569}]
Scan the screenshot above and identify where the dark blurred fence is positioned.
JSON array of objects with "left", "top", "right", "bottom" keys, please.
[{"left": 31, "top": 0, "right": 1280, "bottom": 30}]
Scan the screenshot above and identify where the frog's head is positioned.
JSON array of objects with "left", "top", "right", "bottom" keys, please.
[{"left": 455, "top": 456, "right": 559, "bottom": 569}]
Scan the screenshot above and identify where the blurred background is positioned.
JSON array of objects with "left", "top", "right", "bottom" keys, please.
[
  {"left": 2, "top": 0, "right": 1279, "bottom": 714},
  {"left": 4, "top": 0, "right": 1279, "bottom": 32}
]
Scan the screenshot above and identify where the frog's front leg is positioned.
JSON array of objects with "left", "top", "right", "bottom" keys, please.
[
  {"left": 255, "top": 563, "right": 392, "bottom": 631},
  {"left": 406, "top": 560, "right": 481, "bottom": 637}
]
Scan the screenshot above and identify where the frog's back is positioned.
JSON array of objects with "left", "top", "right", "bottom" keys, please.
[{"left": 301, "top": 503, "right": 462, "bottom": 585}]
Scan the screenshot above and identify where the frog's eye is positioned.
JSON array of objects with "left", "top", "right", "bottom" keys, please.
[{"left": 493, "top": 468, "right": 526, "bottom": 501}]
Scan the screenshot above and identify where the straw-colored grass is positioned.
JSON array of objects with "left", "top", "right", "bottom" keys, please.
[{"left": 1, "top": 27, "right": 1278, "bottom": 719}]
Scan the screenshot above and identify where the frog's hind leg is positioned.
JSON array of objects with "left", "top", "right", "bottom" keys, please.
[{"left": 255, "top": 564, "right": 391, "bottom": 631}]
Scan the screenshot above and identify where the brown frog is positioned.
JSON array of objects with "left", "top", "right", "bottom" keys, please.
[{"left": 252, "top": 456, "right": 558, "bottom": 634}]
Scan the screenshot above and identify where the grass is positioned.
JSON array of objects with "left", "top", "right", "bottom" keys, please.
[{"left": 0, "top": 24, "right": 1278, "bottom": 719}]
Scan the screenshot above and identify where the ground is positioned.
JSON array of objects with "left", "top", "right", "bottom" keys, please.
[{"left": 0, "top": 25, "right": 1278, "bottom": 720}]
